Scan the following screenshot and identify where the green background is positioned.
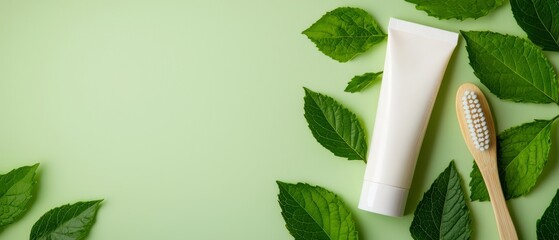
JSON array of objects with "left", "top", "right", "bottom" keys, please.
[{"left": 0, "top": 0, "right": 558, "bottom": 239}]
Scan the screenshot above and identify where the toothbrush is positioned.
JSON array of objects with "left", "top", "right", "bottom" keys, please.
[{"left": 455, "top": 83, "right": 518, "bottom": 240}]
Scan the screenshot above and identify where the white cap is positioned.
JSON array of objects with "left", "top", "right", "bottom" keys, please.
[{"left": 358, "top": 181, "right": 409, "bottom": 217}]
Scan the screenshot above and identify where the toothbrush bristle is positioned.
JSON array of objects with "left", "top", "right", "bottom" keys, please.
[{"left": 462, "top": 91, "right": 490, "bottom": 151}]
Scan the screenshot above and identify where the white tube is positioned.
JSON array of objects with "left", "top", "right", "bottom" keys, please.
[{"left": 358, "top": 18, "right": 459, "bottom": 217}]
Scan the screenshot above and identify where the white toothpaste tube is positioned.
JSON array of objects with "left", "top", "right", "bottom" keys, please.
[{"left": 358, "top": 18, "right": 459, "bottom": 217}]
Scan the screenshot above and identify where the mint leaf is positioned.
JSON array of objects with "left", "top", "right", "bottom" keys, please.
[
  {"left": 303, "top": 87, "right": 368, "bottom": 161},
  {"left": 405, "top": 0, "right": 504, "bottom": 20},
  {"left": 30, "top": 200, "right": 103, "bottom": 240},
  {"left": 276, "top": 181, "right": 358, "bottom": 240},
  {"left": 511, "top": 0, "right": 559, "bottom": 51},
  {"left": 303, "top": 7, "right": 386, "bottom": 62},
  {"left": 537, "top": 189, "right": 559, "bottom": 239},
  {"left": 469, "top": 163, "right": 486, "bottom": 201},
  {"left": 462, "top": 31, "right": 559, "bottom": 104},
  {"left": 345, "top": 72, "right": 382, "bottom": 93},
  {"left": 410, "top": 161, "right": 471, "bottom": 240},
  {"left": 470, "top": 119, "right": 555, "bottom": 201},
  {"left": 0, "top": 164, "right": 39, "bottom": 228}
]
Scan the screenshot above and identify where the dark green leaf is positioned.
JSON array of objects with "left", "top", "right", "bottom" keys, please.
[
  {"left": 303, "top": 7, "right": 386, "bottom": 62},
  {"left": 345, "top": 72, "right": 382, "bottom": 93},
  {"left": 470, "top": 119, "right": 555, "bottom": 201},
  {"left": 303, "top": 87, "right": 368, "bottom": 161},
  {"left": 405, "top": 0, "right": 504, "bottom": 20},
  {"left": 537, "top": 189, "right": 559, "bottom": 240},
  {"left": 30, "top": 200, "right": 103, "bottom": 240},
  {"left": 469, "top": 163, "right": 486, "bottom": 201},
  {"left": 276, "top": 181, "right": 358, "bottom": 240},
  {"left": 0, "top": 164, "right": 39, "bottom": 228},
  {"left": 511, "top": 0, "right": 559, "bottom": 51},
  {"left": 410, "top": 161, "right": 471, "bottom": 240},
  {"left": 462, "top": 31, "right": 559, "bottom": 104}
]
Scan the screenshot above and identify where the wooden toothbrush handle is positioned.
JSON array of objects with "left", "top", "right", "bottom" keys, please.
[{"left": 482, "top": 168, "right": 518, "bottom": 240}]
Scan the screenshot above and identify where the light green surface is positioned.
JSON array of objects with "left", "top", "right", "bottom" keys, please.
[{"left": 0, "top": 1, "right": 558, "bottom": 239}]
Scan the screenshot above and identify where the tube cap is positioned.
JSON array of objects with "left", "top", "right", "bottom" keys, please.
[{"left": 358, "top": 181, "right": 409, "bottom": 217}]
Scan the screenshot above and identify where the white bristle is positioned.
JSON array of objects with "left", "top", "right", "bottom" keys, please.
[{"left": 462, "top": 91, "right": 490, "bottom": 151}]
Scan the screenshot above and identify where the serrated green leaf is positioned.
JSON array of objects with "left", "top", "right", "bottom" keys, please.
[
  {"left": 0, "top": 164, "right": 38, "bottom": 228},
  {"left": 462, "top": 31, "right": 559, "bottom": 104},
  {"left": 511, "top": 0, "right": 559, "bottom": 51},
  {"left": 410, "top": 161, "right": 471, "bottom": 240},
  {"left": 405, "top": 0, "right": 504, "bottom": 20},
  {"left": 303, "top": 87, "right": 367, "bottom": 161},
  {"left": 344, "top": 72, "right": 382, "bottom": 93},
  {"left": 276, "top": 181, "right": 358, "bottom": 240},
  {"left": 303, "top": 7, "right": 386, "bottom": 62},
  {"left": 30, "top": 200, "right": 103, "bottom": 240},
  {"left": 469, "top": 163, "right": 487, "bottom": 201},
  {"left": 470, "top": 119, "right": 555, "bottom": 201},
  {"left": 537, "top": 189, "right": 559, "bottom": 240}
]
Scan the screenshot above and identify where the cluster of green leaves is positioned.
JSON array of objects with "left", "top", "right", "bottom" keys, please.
[
  {"left": 277, "top": 162, "right": 473, "bottom": 240},
  {"left": 0, "top": 164, "right": 102, "bottom": 240},
  {"left": 300, "top": 7, "right": 386, "bottom": 162},
  {"left": 282, "top": 6, "right": 477, "bottom": 240},
  {"left": 459, "top": 1, "right": 559, "bottom": 237},
  {"left": 303, "top": 7, "right": 384, "bottom": 94},
  {"left": 462, "top": 30, "right": 559, "bottom": 202},
  {"left": 284, "top": 1, "right": 559, "bottom": 239}
]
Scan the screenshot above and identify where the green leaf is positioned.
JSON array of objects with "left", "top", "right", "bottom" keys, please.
[
  {"left": 470, "top": 119, "right": 555, "bottom": 201},
  {"left": 537, "top": 189, "right": 559, "bottom": 240},
  {"left": 276, "top": 181, "right": 358, "bottom": 240},
  {"left": 303, "top": 87, "right": 368, "bottom": 161},
  {"left": 469, "top": 163, "right": 486, "bottom": 201},
  {"left": 405, "top": 0, "right": 504, "bottom": 20},
  {"left": 410, "top": 161, "right": 471, "bottom": 240},
  {"left": 30, "top": 200, "right": 103, "bottom": 240},
  {"left": 345, "top": 72, "right": 382, "bottom": 93},
  {"left": 511, "top": 0, "right": 559, "bottom": 51},
  {"left": 303, "top": 7, "right": 386, "bottom": 62},
  {"left": 462, "top": 31, "right": 559, "bottom": 104},
  {"left": 0, "top": 164, "right": 39, "bottom": 228}
]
